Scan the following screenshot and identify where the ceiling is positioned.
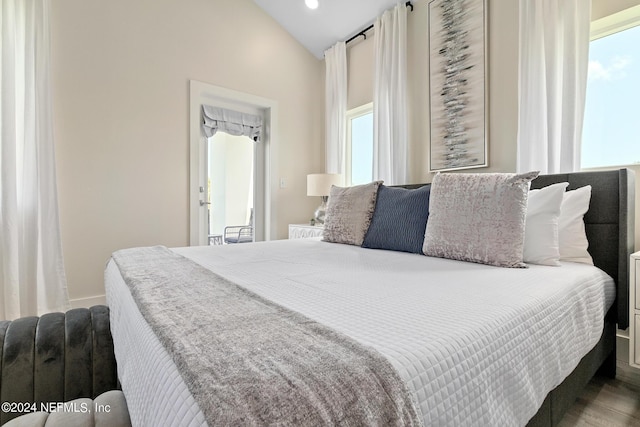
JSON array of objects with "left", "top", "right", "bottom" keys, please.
[{"left": 253, "top": 0, "right": 402, "bottom": 59}]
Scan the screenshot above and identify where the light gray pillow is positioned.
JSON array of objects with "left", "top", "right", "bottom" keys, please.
[
  {"left": 323, "top": 181, "right": 383, "bottom": 246},
  {"left": 423, "top": 171, "right": 539, "bottom": 268}
]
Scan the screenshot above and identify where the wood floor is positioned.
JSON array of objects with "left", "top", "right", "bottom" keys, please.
[{"left": 559, "top": 361, "right": 640, "bottom": 426}]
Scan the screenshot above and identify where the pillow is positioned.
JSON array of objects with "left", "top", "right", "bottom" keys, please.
[
  {"left": 559, "top": 185, "right": 593, "bottom": 265},
  {"left": 423, "top": 171, "right": 539, "bottom": 268},
  {"left": 362, "top": 184, "right": 431, "bottom": 253},
  {"left": 323, "top": 181, "right": 383, "bottom": 246},
  {"left": 523, "top": 182, "right": 569, "bottom": 266}
]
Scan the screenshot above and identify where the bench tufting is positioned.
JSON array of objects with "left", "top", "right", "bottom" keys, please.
[
  {"left": 3, "top": 390, "right": 130, "bottom": 427},
  {"left": 0, "top": 306, "right": 123, "bottom": 425}
]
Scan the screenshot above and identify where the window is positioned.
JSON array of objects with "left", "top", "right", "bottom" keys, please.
[
  {"left": 346, "top": 103, "right": 373, "bottom": 186},
  {"left": 582, "top": 8, "right": 640, "bottom": 168}
]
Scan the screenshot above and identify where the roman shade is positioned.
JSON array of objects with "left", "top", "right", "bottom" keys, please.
[{"left": 201, "top": 105, "right": 263, "bottom": 141}]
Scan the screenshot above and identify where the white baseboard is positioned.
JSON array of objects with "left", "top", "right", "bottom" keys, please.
[
  {"left": 70, "top": 294, "right": 106, "bottom": 309},
  {"left": 617, "top": 335, "right": 630, "bottom": 363},
  {"left": 617, "top": 328, "right": 629, "bottom": 339}
]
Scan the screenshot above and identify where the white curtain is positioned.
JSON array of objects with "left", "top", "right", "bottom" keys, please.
[
  {"left": 324, "top": 41, "right": 347, "bottom": 175},
  {"left": 517, "top": 0, "right": 591, "bottom": 174},
  {"left": 373, "top": 3, "right": 408, "bottom": 186},
  {"left": 1, "top": 0, "right": 70, "bottom": 320}
]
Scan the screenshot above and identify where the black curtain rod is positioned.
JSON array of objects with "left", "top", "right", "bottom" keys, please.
[{"left": 345, "top": 1, "right": 414, "bottom": 45}]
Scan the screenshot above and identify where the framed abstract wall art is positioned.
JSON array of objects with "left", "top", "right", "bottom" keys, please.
[{"left": 428, "top": 0, "right": 488, "bottom": 172}]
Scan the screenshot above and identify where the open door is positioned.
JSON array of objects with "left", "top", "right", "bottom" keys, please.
[
  {"left": 205, "top": 132, "right": 255, "bottom": 245},
  {"left": 189, "top": 80, "right": 276, "bottom": 246}
]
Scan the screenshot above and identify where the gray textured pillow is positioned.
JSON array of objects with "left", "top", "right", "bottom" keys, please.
[
  {"left": 423, "top": 171, "right": 539, "bottom": 268},
  {"left": 323, "top": 181, "right": 383, "bottom": 246}
]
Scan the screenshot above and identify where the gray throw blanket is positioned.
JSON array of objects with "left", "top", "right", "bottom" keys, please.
[{"left": 112, "top": 246, "right": 422, "bottom": 426}]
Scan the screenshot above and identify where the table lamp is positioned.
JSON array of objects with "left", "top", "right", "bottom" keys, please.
[{"left": 307, "top": 173, "right": 343, "bottom": 224}]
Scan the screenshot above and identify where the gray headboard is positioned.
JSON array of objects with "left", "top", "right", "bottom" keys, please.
[
  {"left": 531, "top": 169, "right": 635, "bottom": 329},
  {"left": 400, "top": 169, "right": 635, "bottom": 328}
]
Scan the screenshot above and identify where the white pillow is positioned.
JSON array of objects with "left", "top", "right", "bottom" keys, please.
[
  {"left": 524, "top": 182, "right": 568, "bottom": 266},
  {"left": 559, "top": 185, "right": 594, "bottom": 265}
]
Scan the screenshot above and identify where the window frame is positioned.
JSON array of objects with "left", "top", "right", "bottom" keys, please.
[
  {"left": 345, "top": 102, "right": 374, "bottom": 186},
  {"left": 591, "top": 5, "right": 640, "bottom": 41}
]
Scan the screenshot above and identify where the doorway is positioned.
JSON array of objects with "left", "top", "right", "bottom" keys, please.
[
  {"left": 206, "top": 132, "right": 255, "bottom": 244},
  {"left": 189, "top": 80, "right": 278, "bottom": 246}
]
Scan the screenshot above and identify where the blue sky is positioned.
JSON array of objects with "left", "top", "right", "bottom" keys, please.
[
  {"left": 351, "top": 113, "right": 374, "bottom": 185},
  {"left": 582, "top": 24, "right": 640, "bottom": 168}
]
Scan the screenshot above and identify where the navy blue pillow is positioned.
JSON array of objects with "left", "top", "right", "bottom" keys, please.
[{"left": 362, "top": 184, "right": 431, "bottom": 253}]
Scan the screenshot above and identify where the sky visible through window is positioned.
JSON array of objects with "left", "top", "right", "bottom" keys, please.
[
  {"left": 582, "top": 24, "right": 640, "bottom": 168},
  {"left": 351, "top": 112, "right": 373, "bottom": 185}
]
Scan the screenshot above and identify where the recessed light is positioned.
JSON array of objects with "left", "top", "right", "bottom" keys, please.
[{"left": 305, "top": 0, "right": 318, "bottom": 10}]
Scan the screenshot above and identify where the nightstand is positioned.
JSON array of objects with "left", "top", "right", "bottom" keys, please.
[
  {"left": 288, "top": 224, "right": 324, "bottom": 239},
  {"left": 630, "top": 251, "right": 640, "bottom": 368}
]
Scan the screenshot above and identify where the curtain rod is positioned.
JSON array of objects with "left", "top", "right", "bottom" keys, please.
[{"left": 345, "top": 1, "right": 414, "bottom": 45}]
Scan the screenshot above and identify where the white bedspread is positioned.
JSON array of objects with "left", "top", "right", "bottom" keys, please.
[{"left": 106, "top": 238, "right": 615, "bottom": 427}]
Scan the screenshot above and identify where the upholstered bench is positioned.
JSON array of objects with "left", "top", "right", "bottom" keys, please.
[
  {"left": 3, "top": 390, "right": 130, "bottom": 427},
  {"left": 0, "top": 306, "right": 130, "bottom": 426}
]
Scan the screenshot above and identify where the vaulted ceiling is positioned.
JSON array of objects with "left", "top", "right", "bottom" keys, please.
[{"left": 253, "top": 0, "right": 401, "bottom": 59}]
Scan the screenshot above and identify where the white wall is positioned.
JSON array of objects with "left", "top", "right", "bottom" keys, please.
[
  {"left": 51, "top": 0, "right": 324, "bottom": 304},
  {"left": 593, "top": 0, "right": 640, "bottom": 19}
]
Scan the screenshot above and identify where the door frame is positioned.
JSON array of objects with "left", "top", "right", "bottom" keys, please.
[{"left": 189, "top": 80, "right": 278, "bottom": 246}]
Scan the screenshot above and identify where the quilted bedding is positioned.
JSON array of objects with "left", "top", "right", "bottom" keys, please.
[
  {"left": 106, "top": 238, "right": 615, "bottom": 426},
  {"left": 111, "top": 246, "right": 421, "bottom": 426}
]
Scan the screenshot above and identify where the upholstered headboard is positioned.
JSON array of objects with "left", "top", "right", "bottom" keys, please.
[
  {"left": 399, "top": 168, "right": 635, "bottom": 328},
  {"left": 531, "top": 169, "right": 635, "bottom": 329}
]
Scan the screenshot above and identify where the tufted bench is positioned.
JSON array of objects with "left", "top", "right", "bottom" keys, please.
[
  {"left": 3, "top": 390, "right": 130, "bottom": 427},
  {"left": 0, "top": 306, "right": 130, "bottom": 426}
]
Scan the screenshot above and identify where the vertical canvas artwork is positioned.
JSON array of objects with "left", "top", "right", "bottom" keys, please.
[{"left": 429, "top": 0, "right": 488, "bottom": 172}]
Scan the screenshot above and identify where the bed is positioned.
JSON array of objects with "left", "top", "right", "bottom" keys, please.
[{"left": 106, "top": 169, "right": 635, "bottom": 427}]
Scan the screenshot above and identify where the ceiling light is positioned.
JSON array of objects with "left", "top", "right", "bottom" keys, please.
[{"left": 305, "top": 0, "right": 318, "bottom": 10}]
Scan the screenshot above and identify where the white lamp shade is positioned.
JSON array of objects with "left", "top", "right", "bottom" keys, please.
[{"left": 307, "top": 173, "right": 343, "bottom": 196}]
